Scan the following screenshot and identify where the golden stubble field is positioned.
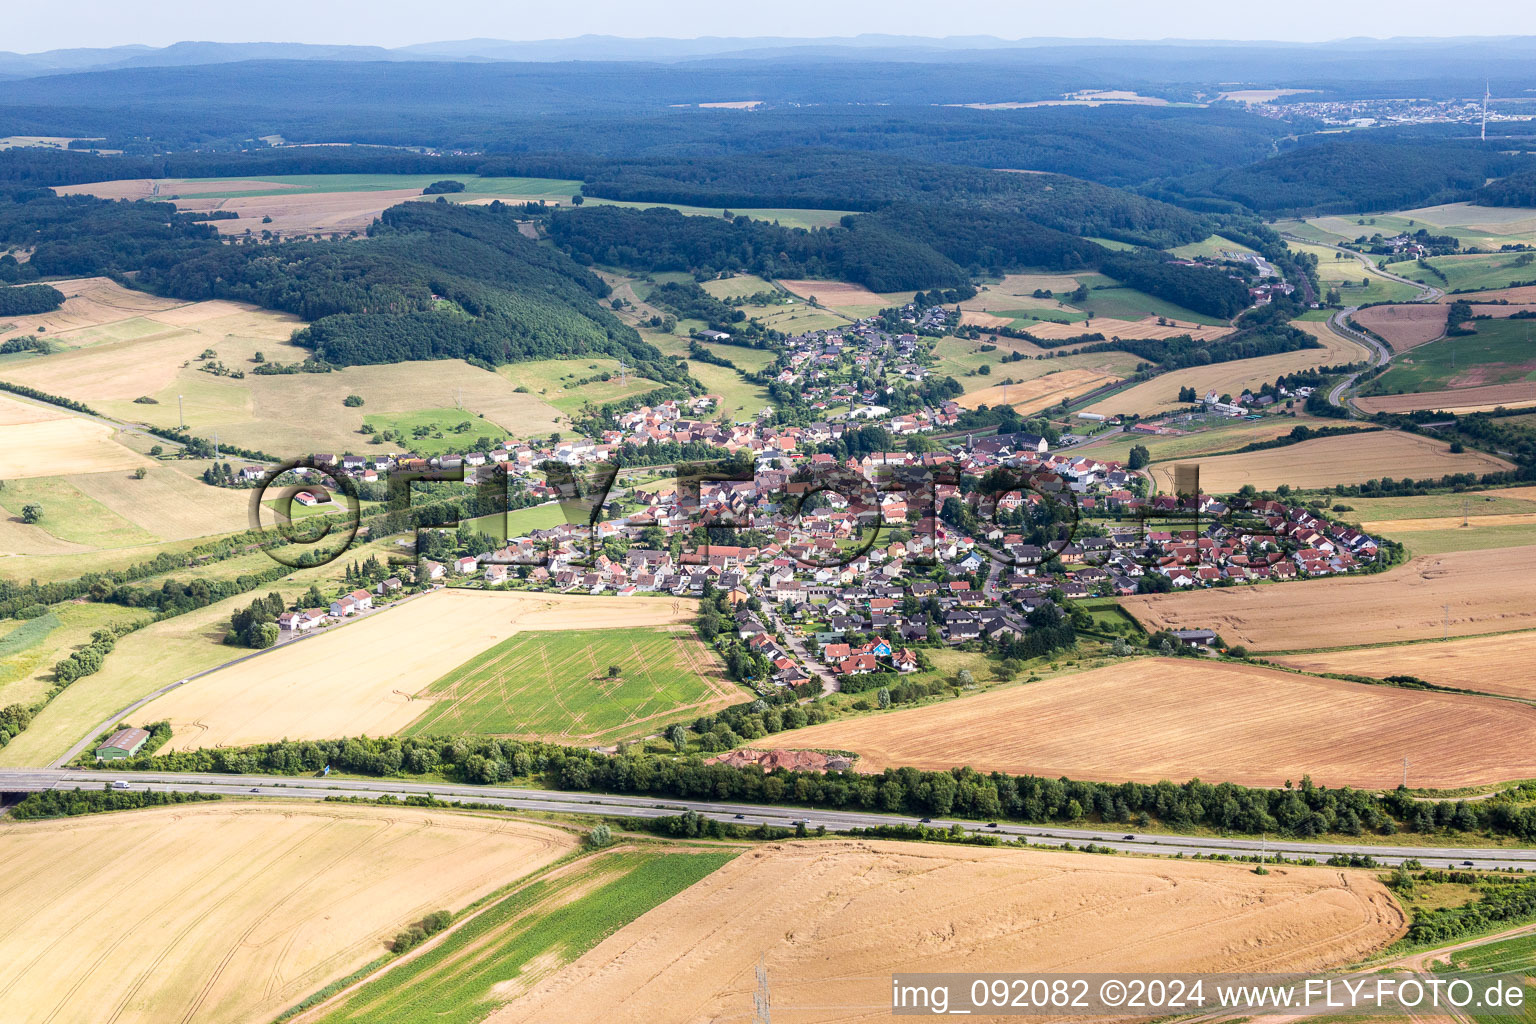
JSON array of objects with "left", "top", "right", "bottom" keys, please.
[
  {"left": 1355, "top": 382, "right": 1536, "bottom": 415},
  {"left": 139, "top": 589, "right": 701, "bottom": 751},
  {"left": 1275, "top": 631, "right": 1536, "bottom": 699},
  {"left": 1349, "top": 304, "right": 1448, "bottom": 352},
  {"left": 780, "top": 660, "right": 1536, "bottom": 789},
  {"left": 1121, "top": 547, "right": 1536, "bottom": 650},
  {"left": 0, "top": 396, "right": 150, "bottom": 479},
  {"left": 0, "top": 802, "right": 573, "bottom": 1024},
  {"left": 490, "top": 840, "right": 1405, "bottom": 1024},
  {"left": 1088, "top": 321, "right": 1372, "bottom": 418},
  {"left": 1146, "top": 429, "right": 1512, "bottom": 494},
  {"left": 958, "top": 368, "right": 1120, "bottom": 414}
]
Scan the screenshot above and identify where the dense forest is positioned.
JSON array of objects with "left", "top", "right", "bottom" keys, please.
[
  {"left": 547, "top": 203, "right": 1249, "bottom": 317},
  {"left": 1475, "top": 165, "right": 1536, "bottom": 208},
  {"left": 1154, "top": 135, "right": 1534, "bottom": 215},
  {"left": 0, "top": 282, "right": 63, "bottom": 315}
]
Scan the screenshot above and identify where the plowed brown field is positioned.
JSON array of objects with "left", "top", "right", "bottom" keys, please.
[
  {"left": 1275, "top": 631, "right": 1536, "bottom": 699},
  {"left": 488, "top": 840, "right": 1406, "bottom": 1024},
  {"left": 1120, "top": 547, "right": 1536, "bottom": 650},
  {"left": 1350, "top": 304, "right": 1448, "bottom": 351},
  {"left": 778, "top": 660, "right": 1536, "bottom": 789}
]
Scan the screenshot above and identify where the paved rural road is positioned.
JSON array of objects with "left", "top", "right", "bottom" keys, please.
[
  {"left": 4, "top": 769, "right": 1531, "bottom": 870},
  {"left": 1283, "top": 234, "right": 1442, "bottom": 416}
]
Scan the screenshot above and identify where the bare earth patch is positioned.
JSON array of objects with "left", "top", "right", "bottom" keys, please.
[
  {"left": 781, "top": 659, "right": 1536, "bottom": 789},
  {"left": 0, "top": 801, "right": 572, "bottom": 1024},
  {"left": 138, "top": 589, "right": 701, "bottom": 751},
  {"left": 1120, "top": 547, "right": 1536, "bottom": 650},
  {"left": 1350, "top": 304, "right": 1448, "bottom": 352},
  {"left": 489, "top": 840, "right": 1405, "bottom": 1024}
]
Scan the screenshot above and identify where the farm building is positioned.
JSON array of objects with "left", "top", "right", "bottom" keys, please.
[{"left": 95, "top": 727, "right": 150, "bottom": 760}]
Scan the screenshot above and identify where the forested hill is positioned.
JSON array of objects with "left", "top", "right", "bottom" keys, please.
[
  {"left": 138, "top": 200, "right": 674, "bottom": 378},
  {"left": 0, "top": 187, "right": 676, "bottom": 380},
  {"left": 1151, "top": 136, "right": 1534, "bottom": 216},
  {"left": 1475, "top": 166, "right": 1536, "bottom": 208},
  {"left": 547, "top": 203, "right": 1253, "bottom": 319},
  {"left": 554, "top": 152, "right": 1211, "bottom": 248}
]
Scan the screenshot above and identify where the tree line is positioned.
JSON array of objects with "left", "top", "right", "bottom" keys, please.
[{"left": 100, "top": 733, "right": 1536, "bottom": 842}]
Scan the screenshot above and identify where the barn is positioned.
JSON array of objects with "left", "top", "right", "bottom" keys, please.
[{"left": 94, "top": 727, "right": 149, "bottom": 761}]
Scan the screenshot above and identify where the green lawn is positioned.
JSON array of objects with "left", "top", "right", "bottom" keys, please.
[
  {"left": 308, "top": 849, "right": 736, "bottom": 1024},
  {"left": 402, "top": 626, "right": 741, "bottom": 744},
  {"left": 1388, "top": 253, "right": 1536, "bottom": 294},
  {"left": 677, "top": 358, "right": 772, "bottom": 420},
  {"left": 463, "top": 501, "right": 569, "bottom": 542},
  {"left": 1366, "top": 318, "right": 1536, "bottom": 394},
  {"left": 1398, "top": 523, "right": 1536, "bottom": 557}
]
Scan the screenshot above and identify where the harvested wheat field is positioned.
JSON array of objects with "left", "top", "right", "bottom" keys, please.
[
  {"left": 139, "top": 589, "right": 700, "bottom": 750},
  {"left": 1356, "top": 382, "right": 1536, "bottom": 414},
  {"left": 175, "top": 188, "right": 427, "bottom": 237},
  {"left": 55, "top": 177, "right": 301, "bottom": 200},
  {"left": 959, "top": 369, "right": 1120, "bottom": 414},
  {"left": 1361, "top": 512, "right": 1536, "bottom": 533},
  {"left": 0, "top": 801, "right": 572, "bottom": 1024},
  {"left": 0, "top": 401, "right": 149, "bottom": 479},
  {"left": 1027, "top": 316, "right": 1232, "bottom": 342},
  {"left": 67, "top": 462, "right": 252, "bottom": 540},
  {"left": 490, "top": 840, "right": 1405, "bottom": 1024},
  {"left": 1350, "top": 304, "right": 1448, "bottom": 351},
  {"left": 776, "top": 279, "right": 891, "bottom": 311},
  {"left": 1441, "top": 285, "right": 1536, "bottom": 304},
  {"left": 1274, "top": 631, "right": 1536, "bottom": 700},
  {"left": 1121, "top": 547, "right": 1536, "bottom": 650},
  {"left": 781, "top": 660, "right": 1536, "bottom": 789},
  {"left": 0, "top": 276, "right": 188, "bottom": 342},
  {"left": 961, "top": 273, "right": 1084, "bottom": 311},
  {"left": 1146, "top": 429, "right": 1511, "bottom": 494},
  {"left": 1088, "top": 322, "right": 1368, "bottom": 417},
  {"left": 958, "top": 309, "right": 1014, "bottom": 329}
]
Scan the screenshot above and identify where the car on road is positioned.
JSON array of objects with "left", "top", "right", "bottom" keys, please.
[
  {"left": 1463, "top": 860, "right": 1475, "bottom": 866},
  {"left": 251, "top": 788, "right": 260, "bottom": 793},
  {"left": 734, "top": 813, "right": 745, "bottom": 819},
  {"left": 1123, "top": 835, "right": 1136, "bottom": 841},
  {"left": 919, "top": 817, "right": 932, "bottom": 824},
  {"left": 985, "top": 822, "right": 998, "bottom": 829},
  {"left": 111, "top": 780, "right": 130, "bottom": 790}
]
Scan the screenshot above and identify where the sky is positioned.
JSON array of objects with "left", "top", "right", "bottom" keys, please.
[{"left": 7, "top": 0, "right": 1536, "bottom": 53}]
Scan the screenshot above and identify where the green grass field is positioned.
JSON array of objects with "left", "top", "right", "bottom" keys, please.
[
  {"left": 1165, "top": 234, "right": 1258, "bottom": 259},
  {"left": 1388, "top": 253, "right": 1536, "bottom": 294},
  {"left": 402, "top": 626, "right": 740, "bottom": 744},
  {"left": 1076, "top": 416, "right": 1314, "bottom": 464},
  {"left": 495, "top": 358, "right": 661, "bottom": 416},
  {"left": 0, "top": 476, "right": 159, "bottom": 549},
  {"left": 1081, "top": 276, "right": 1228, "bottom": 325},
  {"left": 308, "top": 848, "right": 735, "bottom": 1024},
  {"left": 362, "top": 407, "right": 503, "bottom": 456},
  {"left": 1286, "top": 242, "right": 1422, "bottom": 304},
  {"left": 1366, "top": 318, "right": 1536, "bottom": 394},
  {"left": 1339, "top": 492, "right": 1536, "bottom": 521},
  {"left": 463, "top": 501, "right": 570, "bottom": 543},
  {"left": 1396, "top": 523, "right": 1536, "bottom": 557},
  {"left": 676, "top": 359, "right": 772, "bottom": 420}
]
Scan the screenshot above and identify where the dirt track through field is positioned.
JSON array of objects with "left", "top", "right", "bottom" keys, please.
[
  {"left": 137, "top": 590, "right": 699, "bottom": 750},
  {"left": 0, "top": 802, "right": 572, "bottom": 1024},
  {"left": 488, "top": 840, "right": 1405, "bottom": 1024},
  {"left": 1120, "top": 547, "right": 1536, "bottom": 650},
  {"left": 779, "top": 659, "right": 1536, "bottom": 789}
]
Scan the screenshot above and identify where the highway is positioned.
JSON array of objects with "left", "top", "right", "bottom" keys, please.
[{"left": 4, "top": 769, "right": 1531, "bottom": 871}]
